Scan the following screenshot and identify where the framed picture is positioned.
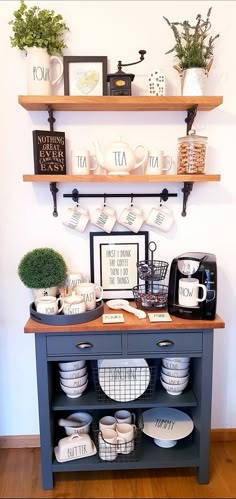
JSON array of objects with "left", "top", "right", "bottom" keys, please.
[
  {"left": 90, "top": 231, "right": 149, "bottom": 300},
  {"left": 63, "top": 56, "right": 108, "bottom": 96}
]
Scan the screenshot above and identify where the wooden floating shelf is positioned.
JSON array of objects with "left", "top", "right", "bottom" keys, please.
[
  {"left": 18, "top": 95, "right": 223, "bottom": 112},
  {"left": 23, "top": 174, "right": 221, "bottom": 183}
]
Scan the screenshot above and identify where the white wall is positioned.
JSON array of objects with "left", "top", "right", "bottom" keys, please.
[{"left": 0, "top": 0, "right": 235, "bottom": 435}]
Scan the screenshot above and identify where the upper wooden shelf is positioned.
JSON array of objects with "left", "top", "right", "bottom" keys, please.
[
  {"left": 18, "top": 95, "right": 223, "bottom": 112},
  {"left": 23, "top": 174, "right": 221, "bottom": 183}
]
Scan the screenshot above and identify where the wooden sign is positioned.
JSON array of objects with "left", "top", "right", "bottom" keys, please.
[{"left": 32, "top": 130, "right": 66, "bottom": 174}]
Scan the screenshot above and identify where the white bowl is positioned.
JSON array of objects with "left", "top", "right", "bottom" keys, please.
[
  {"left": 164, "top": 357, "right": 190, "bottom": 364},
  {"left": 62, "top": 412, "right": 93, "bottom": 436},
  {"left": 161, "top": 372, "right": 189, "bottom": 385},
  {"left": 58, "top": 360, "right": 86, "bottom": 372},
  {"left": 60, "top": 374, "right": 88, "bottom": 388},
  {"left": 162, "top": 359, "right": 189, "bottom": 370},
  {"left": 59, "top": 366, "right": 87, "bottom": 379},
  {"left": 161, "top": 366, "right": 189, "bottom": 378},
  {"left": 160, "top": 377, "right": 188, "bottom": 395},
  {"left": 60, "top": 380, "right": 88, "bottom": 398}
]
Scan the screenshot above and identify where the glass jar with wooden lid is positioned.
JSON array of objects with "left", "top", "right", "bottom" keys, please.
[{"left": 177, "top": 130, "right": 208, "bottom": 174}]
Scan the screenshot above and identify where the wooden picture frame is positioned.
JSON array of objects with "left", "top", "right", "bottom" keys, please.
[
  {"left": 63, "top": 56, "right": 108, "bottom": 96},
  {"left": 90, "top": 231, "right": 149, "bottom": 300}
]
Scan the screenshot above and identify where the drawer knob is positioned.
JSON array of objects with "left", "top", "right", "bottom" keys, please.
[
  {"left": 156, "top": 340, "right": 174, "bottom": 347},
  {"left": 76, "top": 342, "right": 93, "bottom": 349}
]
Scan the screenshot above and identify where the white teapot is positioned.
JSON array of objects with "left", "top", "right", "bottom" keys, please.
[{"left": 93, "top": 138, "right": 148, "bottom": 175}]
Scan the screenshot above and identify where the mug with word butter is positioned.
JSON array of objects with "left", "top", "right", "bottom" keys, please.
[
  {"left": 62, "top": 204, "right": 90, "bottom": 233},
  {"left": 146, "top": 205, "right": 174, "bottom": 232},
  {"left": 77, "top": 283, "right": 103, "bottom": 310},
  {"left": 90, "top": 205, "right": 116, "bottom": 233},
  {"left": 71, "top": 149, "right": 98, "bottom": 175},
  {"left": 145, "top": 150, "right": 172, "bottom": 175},
  {"left": 178, "top": 278, "right": 207, "bottom": 307},
  {"left": 118, "top": 204, "right": 144, "bottom": 233},
  {"left": 35, "top": 296, "right": 64, "bottom": 315}
]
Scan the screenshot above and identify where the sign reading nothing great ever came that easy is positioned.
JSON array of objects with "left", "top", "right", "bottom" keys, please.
[{"left": 32, "top": 130, "right": 66, "bottom": 174}]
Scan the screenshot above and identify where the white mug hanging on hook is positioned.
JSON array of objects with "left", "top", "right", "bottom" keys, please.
[
  {"left": 26, "top": 47, "right": 63, "bottom": 95},
  {"left": 90, "top": 198, "right": 117, "bottom": 233},
  {"left": 118, "top": 198, "right": 144, "bottom": 233},
  {"left": 62, "top": 203, "right": 90, "bottom": 233},
  {"left": 146, "top": 202, "right": 174, "bottom": 232}
]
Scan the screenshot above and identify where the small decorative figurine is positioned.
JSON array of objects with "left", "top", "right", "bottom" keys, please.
[
  {"left": 148, "top": 70, "right": 165, "bottom": 96},
  {"left": 107, "top": 50, "right": 146, "bottom": 96}
]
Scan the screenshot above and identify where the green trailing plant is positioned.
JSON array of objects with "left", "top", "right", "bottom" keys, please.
[
  {"left": 9, "top": 0, "right": 69, "bottom": 55},
  {"left": 18, "top": 248, "right": 67, "bottom": 289},
  {"left": 163, "top": 7, "right": 219, "bottom": 71}
]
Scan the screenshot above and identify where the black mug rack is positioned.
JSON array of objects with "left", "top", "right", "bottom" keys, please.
[{"left": 63, "top": 188, "right": 177, "bottom": 204}]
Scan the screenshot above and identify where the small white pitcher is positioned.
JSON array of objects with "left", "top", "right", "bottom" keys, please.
[{"left": 26, "top": 47, "right": 63, "bottom": 95}]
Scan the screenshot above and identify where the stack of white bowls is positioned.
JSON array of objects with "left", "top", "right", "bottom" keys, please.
[
  {"left": 160, "top": 357, "right": 190, "bottom": 395},
  {"left": 59, "top": 360, "right": 88, "bottom": 398}
]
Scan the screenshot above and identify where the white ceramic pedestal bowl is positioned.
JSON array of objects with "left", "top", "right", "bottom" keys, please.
[
  {"left": 161, "top": 373, "right": 189, "bottom": 385},
  {"left": 58, "top": 360, "right": 86, "bottom": 371},
  {"left": 160, "top": 378, "right": 188, "bottom": 395},
  {"left": 60, "top": 374, "right": 88, "bottom": 388},
  {"left": 60, "top": 380, "right": 88, "bottom": 398},
  {"left": 59, "top": 366, "right": 87, "bottom": 379}
]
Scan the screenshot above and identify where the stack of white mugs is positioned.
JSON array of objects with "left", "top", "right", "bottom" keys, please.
[
  {"left": 98, "top": 411, "right": 137, "bottom": 461},
  {"left": 160, "top": 357, "right": 190, "bottom": 396},
  {"left": 58, "top": 360, "right": 88, "bottom": 398}
]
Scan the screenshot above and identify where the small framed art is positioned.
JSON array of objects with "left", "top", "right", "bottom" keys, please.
[
  {"left": 63, "top": 56, "right": 108, "bottom": 96},
  {"left": 90, "top": 231, "right": 149, "bottom": 300}
]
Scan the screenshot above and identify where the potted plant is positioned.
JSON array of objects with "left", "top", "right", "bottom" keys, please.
[
  {"left": 9, "top": 0, "right": 69, "bottom": 95},
  {"left": 18, "top": 247, "right": 67, "bottom": 301},
  {"left": 163, "top": 7, "right": 219, "bottom": 95}
]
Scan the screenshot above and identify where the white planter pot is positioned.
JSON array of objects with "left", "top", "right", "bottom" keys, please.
[
  {"left": 26, "top": 47, "right": 63, "bottom": 95},
  {"left": 32, "top": 286, "right": 58, "bottom": 303},
  {"left": 181, "top": 68, "right": 207, "bottom": 96}
]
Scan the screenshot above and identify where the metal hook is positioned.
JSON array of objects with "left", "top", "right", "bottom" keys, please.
[
  {"left": 103, "top": 193, "right": 106, "bottom": 207},
  {"left": 130, "top": 193, "right": 134, "bottom": 207},
  {"left": 72, "top": 188, "right": 79, "bottom": 204}
]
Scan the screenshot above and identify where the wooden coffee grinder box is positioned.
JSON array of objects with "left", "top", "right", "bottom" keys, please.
[{"left": 32, "top": 130, "right": 66, "bottom": 175}]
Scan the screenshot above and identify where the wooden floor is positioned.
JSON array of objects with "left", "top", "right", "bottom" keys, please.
[{"left": 0, "top": 442, "right": 236, "bottom": 498}]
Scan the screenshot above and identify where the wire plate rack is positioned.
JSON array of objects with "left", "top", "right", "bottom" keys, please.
[{"left": 92, "top": 364, "right": 157, "bottom": 403}]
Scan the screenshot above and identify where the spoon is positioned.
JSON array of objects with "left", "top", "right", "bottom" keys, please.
[{"left": 106, "top": 299, "right": 146, "bottom": 319}]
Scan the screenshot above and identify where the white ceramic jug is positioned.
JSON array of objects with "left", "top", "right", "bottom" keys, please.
[{"left": 26, "top": 47, "right": 63, "bottom": 95}]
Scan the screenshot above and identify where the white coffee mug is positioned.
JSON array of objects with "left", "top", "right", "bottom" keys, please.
[
  {"left": 77, "top": 283, "right": 103, "bottom": 310},
  {"left": 63, "top": 295, "right": 86, "bottom": 315},
  {"left": 62, "top": 204, "right": 90, "bottom": 233},
  {"left": 99, "top": 416, "right": 117, "bottom": 432},
  {"left": 146, "top": 205, "right": 174, "bottom": 232},
  {"left": 71, "top": 149, "right": 98, "bottom": 175},
  {"left": 90, "top": 205, "right": 116, "bottom": 233},
  {"left": 118, "top": 204, "right": 144, "bottom": 233},
  {"left": 116, "top": 423, "right": 136, "bottom": 454},
  {"left": 35, "top": 296, "right": 64, "bottom": 315},
  {"left": 65, "top": 272, "right": 84, "bottom": 287},
  {"left": 145, "top": 150, "right": 172, "bottom": 175},
  {"left": 98, "top": 429, "right": 124, "bottom": 461},
  {"left": 114, "top": 410, "right": 136, "bottom": 425},
  {"left": 178, "top": 278, "right": 207, "bottom": 307},
  {"left": 26, "top": 47, "right": 63, "bottom": 96}
]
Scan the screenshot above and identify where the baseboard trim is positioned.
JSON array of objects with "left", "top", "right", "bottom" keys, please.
[{"left": 0, "top": 429, "right": 236, "bottom": 449}]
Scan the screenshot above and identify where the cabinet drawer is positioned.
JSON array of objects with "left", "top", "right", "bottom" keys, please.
[
  {"left": 127, "top": 332, "right": 202, "bottom": 354},
  {"left": 47, "top": 334, "right": 122, "bottom": 356}
]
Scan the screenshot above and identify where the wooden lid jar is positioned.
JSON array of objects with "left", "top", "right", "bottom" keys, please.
[{"left": 177, "top": 130, "right": 208, "bottom": 174}]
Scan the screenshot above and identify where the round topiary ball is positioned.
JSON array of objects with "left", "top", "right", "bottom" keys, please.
[{"left": 18, "top": 247, "right": 67, "bottom": 289}]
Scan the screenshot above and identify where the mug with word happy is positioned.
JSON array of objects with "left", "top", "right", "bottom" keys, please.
[
  {"left": 71, "top": 149, "right": 98, "bottom": 175},
  {"left": 146, "top": 204, "right": 174, "bottom": 232}
]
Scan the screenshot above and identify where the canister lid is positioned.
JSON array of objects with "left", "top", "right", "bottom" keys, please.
[{"left": 178, "top": 130, "right": 208, "bottom": 142}]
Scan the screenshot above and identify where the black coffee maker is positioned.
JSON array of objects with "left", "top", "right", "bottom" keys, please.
[{"left": 168, "top": 252, "right": 217, "bottom": 320}]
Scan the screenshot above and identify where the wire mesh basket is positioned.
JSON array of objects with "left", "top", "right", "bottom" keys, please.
[
  {"left": 92, "top": 412, "right": 143, "bottom": 463},
  {"left": 92, "top": 362, "right": 157, "bottom": 403},
  {"left": 133, "top": 283, "right": 168, "bottom": 310},
  {"left": 137, "top": 260, "right": 169, "bottom": 281}
]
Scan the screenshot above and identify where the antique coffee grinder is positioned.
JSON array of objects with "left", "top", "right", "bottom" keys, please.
[{"left": 107, "top": 50, "right": 146, "bottom": 96}]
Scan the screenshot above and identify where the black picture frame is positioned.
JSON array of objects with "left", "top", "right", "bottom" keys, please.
[
  {"left": 90, "top": 231, "right": 149, "bottom": 300},
  {"left": 63, "top": 56, "right": 108, "bottom": 96}
]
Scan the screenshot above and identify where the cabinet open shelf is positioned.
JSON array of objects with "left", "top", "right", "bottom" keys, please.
[
  {"left": 23, "top": 174, "right": 221, "bottom": 183},
  {"left": 18, "top": 95, "right": 223, "bottom": 112}
]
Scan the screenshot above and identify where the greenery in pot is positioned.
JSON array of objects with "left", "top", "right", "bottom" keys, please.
[
  {"left": 18, "top": 248, "right": 67, "bottom": 289},
  {"left": 163, "top": 7, "right": 219, "bottom": 71},
  {"left": 9, "top": 0, "right": 69, "bottom": 55}
]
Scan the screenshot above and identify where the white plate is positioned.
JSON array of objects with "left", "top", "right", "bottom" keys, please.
[
  {"left": 98, "top": 358, "right": 150, "bottom": 402},
  {"left": 142, "top": 407, "right": 194, "bottom": 442}
]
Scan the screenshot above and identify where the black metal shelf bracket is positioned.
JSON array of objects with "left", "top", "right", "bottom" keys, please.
[
  {"left": 63, "top": 187, "right": 177, "bottom": 203},
  {"left": 181, "top": 182, "right": 193, "bottom": 217},
  {"left": 48, "top": 106, "right": 56, "bottom": 132},
  {"left": 50, "top": 182, "right": 59, "bottom": 217},
  {"left": 185, "top": 105, "right": 198, "bottom": 135}
]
